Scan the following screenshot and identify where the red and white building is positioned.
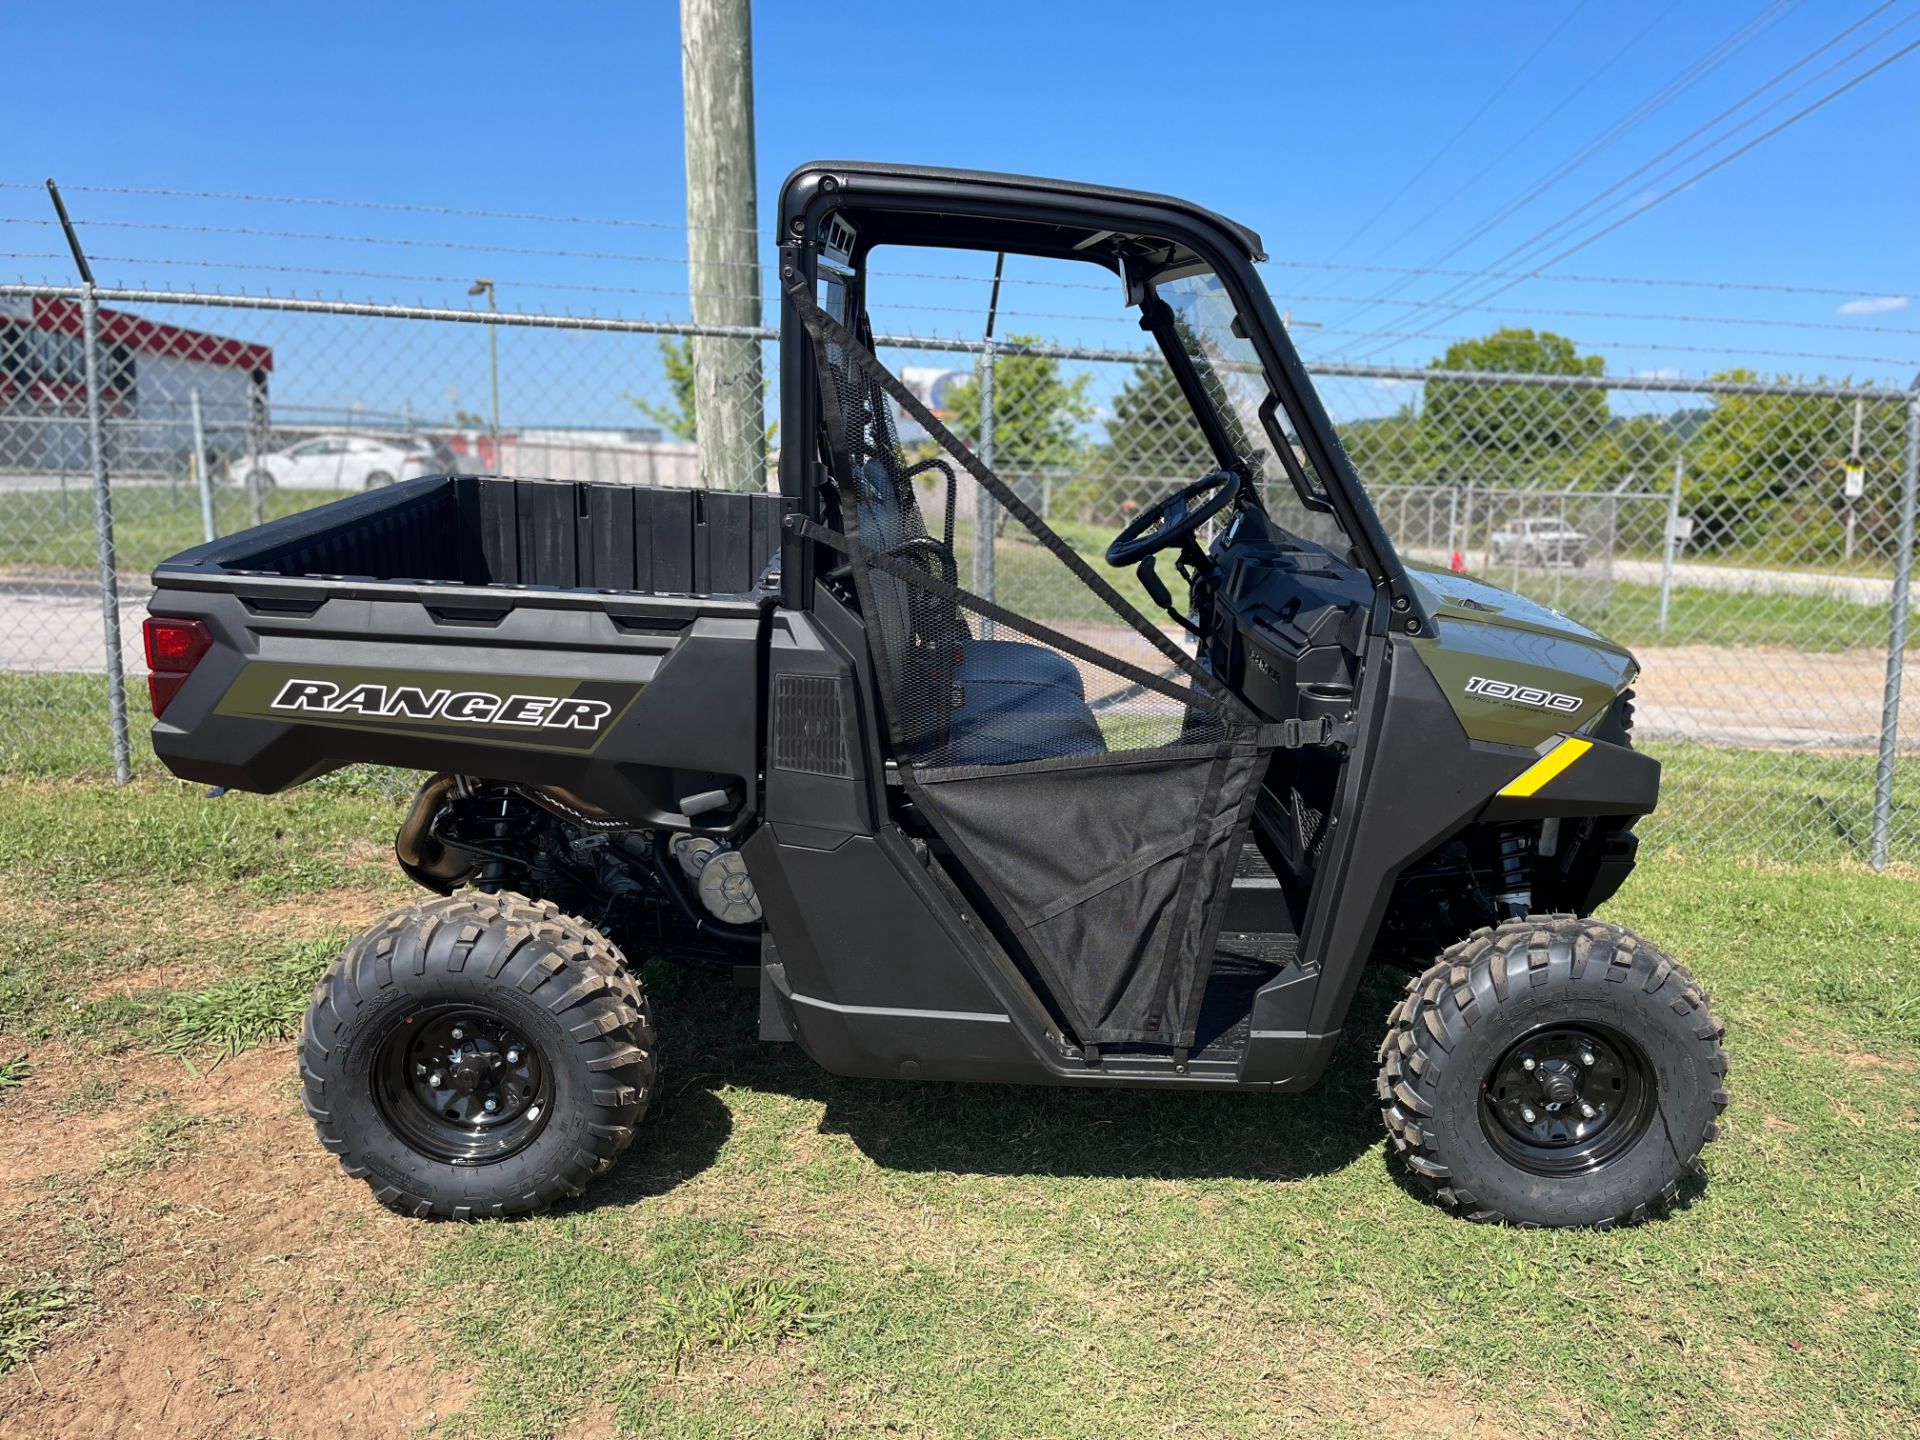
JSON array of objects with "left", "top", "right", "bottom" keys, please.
[{"left": 0, "top": 295, "right": 272, "bottom": 471}]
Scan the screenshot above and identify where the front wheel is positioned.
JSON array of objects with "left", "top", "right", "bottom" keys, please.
[
  {"left": 1378, "top": 916, "right": 1727, "bottom": 1227},
  {"left": 299, "top": 892, "right": 655, "bottom": 1219}
]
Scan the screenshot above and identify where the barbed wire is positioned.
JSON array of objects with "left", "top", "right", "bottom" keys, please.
[
  {"left": 1263, "top": 257, "right": 1912, "bottom": 303},
  {"left": 1297, "top": 326, "right": 1916, "bottom": 371},
  {"left": 0, "top": 180, "right": 762, "bottom": 233},
  {"left": 1283, "top": 292, "right": 1920, "bottom": 338},
  {"left": 16, "top": 247, "right": 1918, "bottom": 349},
  {"left": 6, "top": 194, "right": 1913, "bottom": 306},
  {"left": 14, "top": 217, "right": 773, "bottom": 268}
]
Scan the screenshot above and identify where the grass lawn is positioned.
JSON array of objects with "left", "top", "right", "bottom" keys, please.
[
  {"left": 0, "top": 774, "right": 1914, "bottom": 1438},
  {"left": 0, "top": 480, "right": 345, "bottom": 577}
]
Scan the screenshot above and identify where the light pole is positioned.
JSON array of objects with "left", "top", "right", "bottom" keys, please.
[{"left": 469, "top": 278, "right": 501, "bottom": 471}]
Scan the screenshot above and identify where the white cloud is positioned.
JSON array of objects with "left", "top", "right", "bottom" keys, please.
[{"left": 1836, "top": 295, "right": 1908, "bottom": 316}]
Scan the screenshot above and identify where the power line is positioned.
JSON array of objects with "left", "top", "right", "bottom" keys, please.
[
  {"left": 1324, "top": 2, "right": 1800, "bottom": 332},
  {"left": 1345, "top": 0, "right": 1686, "bottom": 269},
  {"left": 1340, "top": 2, "right": 1913, "bottom": 353},
  {"left": 1342, "top": 30, "right": 1920, "bottom": 361},
  {"left": 1331, "top": 0, "right": 1590, "bottom": 255}
]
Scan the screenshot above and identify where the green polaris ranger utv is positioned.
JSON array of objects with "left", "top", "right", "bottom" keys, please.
[{"left": 143, "top": 162, "right": 1727, "bottom": 1227}]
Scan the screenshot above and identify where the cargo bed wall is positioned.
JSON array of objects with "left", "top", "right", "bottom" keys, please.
[{"left": 159, "top": 476, "right": 786, "bottom": 598}]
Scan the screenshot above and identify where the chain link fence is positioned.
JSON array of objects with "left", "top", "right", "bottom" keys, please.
[{"left": 2, "top": 282, "right": 1913, "bottom": 866}]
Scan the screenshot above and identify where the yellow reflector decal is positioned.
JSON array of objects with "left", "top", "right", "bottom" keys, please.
[{"left": 1498, "top": 737, "right": 1593, "bottom": 798}]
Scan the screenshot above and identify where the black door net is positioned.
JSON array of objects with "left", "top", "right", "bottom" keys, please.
[{"left": 788, "top": 276, "right": 1281, "bottom": 1048}]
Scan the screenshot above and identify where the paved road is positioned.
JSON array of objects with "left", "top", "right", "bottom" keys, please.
[
  {"left": 1, "top": 574, "right": 151, "bottom": 675},
  {"left": 0, "top": 473, "right": 190, "bottom": 495},
  {"left": 1405, "top": 547, "right": 1895, "bottom": 606}
]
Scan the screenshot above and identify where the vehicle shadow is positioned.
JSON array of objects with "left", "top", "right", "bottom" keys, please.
[{"left": 577, "top": 962, "right": 1415, "bottom": 1207}]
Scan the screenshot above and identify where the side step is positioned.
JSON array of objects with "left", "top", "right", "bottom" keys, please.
[
  {"left": 1093, "top": 928, "right": 1317, "bottom": 1079},
  {"left": 1223, "top": 841, "right": 1294, "bottom": 933}
]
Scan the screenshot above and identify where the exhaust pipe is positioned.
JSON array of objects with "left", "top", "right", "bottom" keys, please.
[{"left": 395, "top": 773, "right": 478, "bottom": 893}]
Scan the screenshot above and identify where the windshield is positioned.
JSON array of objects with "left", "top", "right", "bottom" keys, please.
[{"left": 1156, "top": 270, "right": 1347, "bottom": 547}]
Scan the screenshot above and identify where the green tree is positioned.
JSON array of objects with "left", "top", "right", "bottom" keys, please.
[
  {"left": 1561, "top": 413, "right": 1679, "bottom": 491},
  {"left": 1682, "top": 371, "right": 1903, "bottom": 558},
  {"left": 1041, "top": 357, "right": 1220, "bottom": 525},
  {"left": 1340, "top": 404, "right": 1426, "bottom": 488},
  {"left": 941, "top": 335, "right": 1095, "bottom": 473},
  {"left": 1101, "top": 358, "right": 1214, "bottom": 482},
  {"left": 1424, "top": 328, "right": 1609, "bottom": 485},
  {"left": 631, "top": 336, "right": 699, "bottom": 441}
]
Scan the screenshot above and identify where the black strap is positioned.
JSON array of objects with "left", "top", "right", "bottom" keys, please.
[
  {"left": 794, "top": 516, "right": 1236, "bottom": 720},
  {"left": 783, "top": 273, "right": 1261, "bottom": 727}
]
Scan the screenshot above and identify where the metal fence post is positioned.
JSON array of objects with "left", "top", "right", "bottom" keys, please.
[
  {"left": 189, "top": 387, "right": 215, "bottom": 545},
  {"left": 974, "top": 335, "right": 998, "bottom": 637},
  {"left": 1870, "top": 382, "right": 1920, "bottom": 869},
  {"left": 1659, "top": 451, "right": 1683, "bottom": 634},
  {"left": 81, "top": 286, "right": 132, "bottom": 784}
]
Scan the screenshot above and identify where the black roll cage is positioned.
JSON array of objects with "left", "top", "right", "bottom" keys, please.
[{"left": 774, "top": 160, "right": 1431, "bottom": 637}]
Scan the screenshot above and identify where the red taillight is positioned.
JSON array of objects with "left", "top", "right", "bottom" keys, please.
[{"left": 142, "top": 617, "right": 212, "bottom": 718}]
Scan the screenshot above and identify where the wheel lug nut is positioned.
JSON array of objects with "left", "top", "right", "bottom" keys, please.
[
  {"left": 428, "top": 1072, "right": 444, "bottom": 1088},
  {"left": 506, "top": 1049, "right": 521, "bottom": 1064},
  {"left": 450, "top": 1027, "right": 464, "bottom": 1041},
  {"left": 1579, "top": 1102, "right": 1597, "bottom": 1119},
  {"left": 1521, "top": 1056, "right": 1537, "bottom": 1072},
  {"left": 1520, "top": 1105, "right": 1538, "bottom": 1123},
  {"left": 483, "top": 1095, "right": 499, "bottom": 1114},
  {"left": 1579, "top": 1051, "right": 1596, "bottom": 1067}
]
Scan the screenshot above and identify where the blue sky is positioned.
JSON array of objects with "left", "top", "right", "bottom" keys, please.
[{"left": 6, "top": 0, "right": 1917, "bottom": 422}]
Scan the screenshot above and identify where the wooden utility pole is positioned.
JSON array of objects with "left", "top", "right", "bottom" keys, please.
[{"left": 680, "top": 0, "right": 766, "bottom": 492}]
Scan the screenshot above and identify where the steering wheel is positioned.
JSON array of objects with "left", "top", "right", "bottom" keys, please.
[{"left": 1104, "top": 469, "right": 1242, "bottom": 568}]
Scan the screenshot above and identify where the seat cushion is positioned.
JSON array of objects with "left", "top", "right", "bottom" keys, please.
[
  {"left": 945, "top": 638, "right": 1105, "bottom": 766},
  {"left": 954, "top": 638, "right": 1086, "bottom": 698}
]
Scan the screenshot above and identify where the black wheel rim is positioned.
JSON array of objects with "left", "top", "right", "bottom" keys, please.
[
  {"left": 373, "top": 1004, "right": 553, "bottom": 1166},
  {"left": 1478, "top": 1023, "right": 1655, "bottom": 1177}
]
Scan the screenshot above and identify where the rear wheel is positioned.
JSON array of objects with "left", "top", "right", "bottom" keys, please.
[
  {"left": 1378, "top": 915, "right": 1727, "bottom": 1227},
  {"left": 300, "top": 892, "right": 655, "bottom": 1218},
  {"left": 244, "top": 469, "right": 275, "bottom": 494},
  {"left": 364, "top": 470, "right": 395, "bottom": 489}
]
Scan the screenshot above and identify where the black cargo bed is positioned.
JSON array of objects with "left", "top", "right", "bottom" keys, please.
[{"left": 155, "top": 475, "right": 786, "bottom": 598}]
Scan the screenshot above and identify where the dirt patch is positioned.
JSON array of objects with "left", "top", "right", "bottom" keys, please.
[
  {"left": 8, "top": 882, "right": 403, "bottom": 1010},
  {"left": 0, "top": 1048, "right": 182, "bottom": 1189},
  {"left": 0, "top": 1042, "right": 464, "bottom": 1439},
  {"left": 1839, "top": 1051, "right": 1915, "bottom": 1072},
  {"left": 252, "top": 884, "right": 408, "bottom": 936},
  {"left": 1211, "top": 1319, "right": 1580, "bottom": 1439},
  {"left": 1631, "top": 645, "right": 1920, "bottom": 750},
  {"left": 83, "top": 960, "right": 213, "bottom": 1001}
]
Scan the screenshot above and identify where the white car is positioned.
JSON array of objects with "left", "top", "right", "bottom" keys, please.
[
  {"left": 236, "top": 434, "right": 444, "bottom": 493},
  {"left": 1489, "top": 516, "right": 1589, "bottom": 568}
]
